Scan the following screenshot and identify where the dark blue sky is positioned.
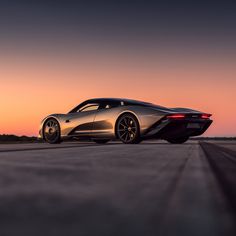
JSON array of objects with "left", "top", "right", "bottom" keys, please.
[{"left": 0, "top": 0, "right": 236, "bottom": 52}]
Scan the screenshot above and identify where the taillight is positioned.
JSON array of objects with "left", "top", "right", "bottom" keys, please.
[
  {"left": 166, "top": 114, "right": 185, "bottom": 119},
  {"left": 201, "top": 114, "right": 212, "bottom": 119}
]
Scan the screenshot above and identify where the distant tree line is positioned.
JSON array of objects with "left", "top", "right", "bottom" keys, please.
[
  {"left": 0, "top": 134, "right": 235, "bottom": 143},
  {"left": 191, "top": 137, "right": 236, "bottom": 140},
  {"left": 0, "top": 134, "right": 39, "bottom": 143}
]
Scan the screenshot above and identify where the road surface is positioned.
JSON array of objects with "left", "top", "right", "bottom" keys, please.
[{"left": 0, "top": 140, "right": 235, "bottom": 236}]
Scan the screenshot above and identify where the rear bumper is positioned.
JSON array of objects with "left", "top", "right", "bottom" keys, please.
[{"left": 144, "top": 118, "right": 213, "bottom": 139}]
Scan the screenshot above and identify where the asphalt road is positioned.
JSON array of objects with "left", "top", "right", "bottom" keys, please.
[{"left": 0, "top": 140, "right": 235, "bottom": 236}]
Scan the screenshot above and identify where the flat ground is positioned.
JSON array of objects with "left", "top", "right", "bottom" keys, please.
[{"left": 0, "top": 140, "right": 235, "bottom": 236}]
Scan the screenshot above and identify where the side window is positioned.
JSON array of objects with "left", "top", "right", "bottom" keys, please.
[
  {"left": 79, "top": 103, "right": 99, "bottom": 112},
  {"left": 100, "top": 101, "right": 121, "bottom": 109},
  {"left": 105, "top": 104, "right": 111, "bottom": 109}
]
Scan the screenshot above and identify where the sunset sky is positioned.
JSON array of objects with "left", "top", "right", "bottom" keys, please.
[{"left": 0, "top": 1, "right": 235, "bottom": 136}]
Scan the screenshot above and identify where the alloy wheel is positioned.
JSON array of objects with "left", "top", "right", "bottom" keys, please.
[
  {"left": 43, "top": 119, "right": 60, "bottom": 143},
  {"left": 117, "top": 115, "right": 139, "bottom": 144}
]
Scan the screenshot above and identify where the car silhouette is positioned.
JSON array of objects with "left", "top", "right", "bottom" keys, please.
[{"left": 39, "top": 98, "right": 212, "bottom": 144}]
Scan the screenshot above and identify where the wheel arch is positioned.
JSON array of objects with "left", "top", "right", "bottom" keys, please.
[
  {"left": 42, "top": 116, "right": 61, "bottom": 140},
  {"left": 114, "top": 111, "right": 141, "bottom": 139}
]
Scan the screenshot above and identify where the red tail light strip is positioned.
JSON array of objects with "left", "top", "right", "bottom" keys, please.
[
  {"left": 166, "top": 114, "right": 185, "bottom": 119},
  {"left": 167, "top": 114, "right": 212, "bottom": 119},
  {"left": 201, "top": 114, "right": 212, "bottom": 119}
]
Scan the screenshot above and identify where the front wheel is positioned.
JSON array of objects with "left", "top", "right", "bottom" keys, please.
[
  {"left": 116, "top": 114, "right": 141, "bottom": 144},
  {"left": 43, "top": 118, "right": 61, "bottom": 144},
  {"left": 166, "top": 136, "right": 189, "bottom": 144}
]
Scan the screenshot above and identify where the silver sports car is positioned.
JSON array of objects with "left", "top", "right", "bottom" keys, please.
[{"left": 39, "top": 98, "right": 213, "bottom": 144}]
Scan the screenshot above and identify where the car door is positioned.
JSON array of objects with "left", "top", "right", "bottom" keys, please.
[
  {"left": 91, "top": 101, "right": 122, "bottom": 138},
  {"left": 64, "top": 102, "right": 100, "bottom": 136}
]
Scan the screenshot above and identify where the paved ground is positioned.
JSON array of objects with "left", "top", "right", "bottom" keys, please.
[{"left": 0, "top": 140, "right": 235, "bottom": 236}]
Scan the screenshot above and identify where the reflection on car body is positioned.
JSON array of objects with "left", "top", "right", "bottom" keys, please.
[{"left": 39, "top": 98, "right": 212, "bottom": 144}]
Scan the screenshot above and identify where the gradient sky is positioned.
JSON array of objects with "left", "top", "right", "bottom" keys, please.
[{"left": 0, "top": 1, "right": 236, "bottom": 136}]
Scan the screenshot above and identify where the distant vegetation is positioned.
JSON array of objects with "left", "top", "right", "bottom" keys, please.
[
  {"left": 0, "top": 134, "right": 235, "bottom": 143},
  {"left": 0, "top": 134, "right": 39, "bottom": 143},
  {"left": 191, "top": 137, "right": 236, "bottom": 140}
]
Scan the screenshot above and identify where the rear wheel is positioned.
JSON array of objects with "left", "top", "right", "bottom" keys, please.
[
  {"left": 93, "top": 139, "right": 110, "bottom": 144},
  {"left": 166, "top": 136, "right": 189, "bottom": 144},
  {"left": 116, "top": 114, "right": 141, "bottom": 144},
  {"left": 43, "top": 118, "right": 61, "bottom": 144}
]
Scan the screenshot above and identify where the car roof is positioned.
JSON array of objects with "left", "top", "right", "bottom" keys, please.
[
  {"left": 68, "top": 98, "right": 166, "bottom": 113},
  {"left": 86, "top": 98, "right": 152, "bottom": 105}
]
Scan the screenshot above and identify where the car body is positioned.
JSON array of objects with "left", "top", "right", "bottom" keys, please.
[{"left": 39, "top": 98, "right": 213, "bottom": 144}]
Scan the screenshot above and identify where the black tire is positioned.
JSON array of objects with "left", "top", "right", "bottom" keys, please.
[
  {"left": 43, "top": 118, "right": 61, "bottom": 144},
  {"left": 116, "top": 113, "right": 141, "bottom": 144},
  {"left": 93, "top": 139, "right": 110, "bottom": 144},
  {"left": 166, "top": 136, "right": 189, "bottom": 144}
]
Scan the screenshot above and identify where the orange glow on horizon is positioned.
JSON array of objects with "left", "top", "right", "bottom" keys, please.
[{"left": 0, "top": 49, "right": 235, "bottom": 137}]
